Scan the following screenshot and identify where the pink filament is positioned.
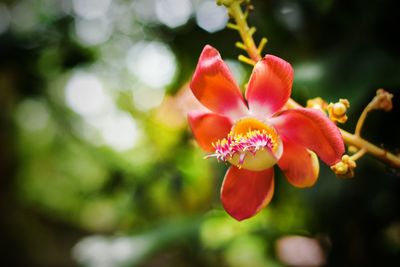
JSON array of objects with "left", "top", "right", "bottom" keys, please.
[{"left": 208, "top": 130, "right": 274, "bottom": 162}]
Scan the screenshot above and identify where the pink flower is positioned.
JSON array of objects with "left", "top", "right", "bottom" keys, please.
[{"left": 188, "top": 45, "right": 344, "bottom": 221}]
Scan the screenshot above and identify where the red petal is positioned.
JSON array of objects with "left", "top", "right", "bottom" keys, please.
[
  {"left": 221, "top": 166, "right": 274, "bottom": 221},
  {"left": 246, "top": 55, "right": 293, "bottom": 116},
  {"left": 190, "top": 45, "right": 248, "bottom": 120},
  {"left": 278, "top": 140, "right": 319, "bottom": 188},
  {"left": 271, "top": 108, "right": 344, "bottom": 166},
  {"left": 188, "top": 111, "right": 232, "bottom": 152}
]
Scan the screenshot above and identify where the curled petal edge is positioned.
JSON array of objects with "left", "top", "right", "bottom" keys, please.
[
  {"left": 271, "top": 108, "right": 345, "bottom": 166},
  {"left": 190, "top": 45, "right": 248, "bottom": 120}
]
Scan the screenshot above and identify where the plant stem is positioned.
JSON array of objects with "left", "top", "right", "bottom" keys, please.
[
  {"left": 228, "top": 2, "right": 400, "bottom": 169},
  {"left": 340, "top": 129, "right": 400, "bottom": 168},
  {"left": 230, "top": 2, "right": 261, "bottom": 62},
  {"left": 354, "top": 103, "right": 371, "bottom": 136},
  {"left": 350, "top": 148, "right": 366, "bottom": 161}
]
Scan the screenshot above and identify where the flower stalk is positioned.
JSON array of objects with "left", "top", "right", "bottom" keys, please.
[
  {"left": 221, "top": 0, "right": 263, "bottom": 63},
  {"left": 223, "top": 0, "right": 400, "bottom": 172},
  {"left": 355, "top": 89, "right": 393, "bottom": 136}
]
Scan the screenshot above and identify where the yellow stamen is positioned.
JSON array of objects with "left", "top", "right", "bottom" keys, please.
[{"left": 232, "top": 117, "right": 279, "bottom": 152}]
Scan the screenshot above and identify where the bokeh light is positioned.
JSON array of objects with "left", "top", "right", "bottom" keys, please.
[
  {"left": 195, "top": 0, "right": 228, "bottom": 33},
  {"left": 132, "top": 87, "right": 165, "bottom": 112},
  {"left": 10, "top": 0, "right": 37, "bottom": 33},
  {"left": 73, "top": 235, "right": 153, "bottom": 267},
  {"left": 276, "top": 235, "right": 326, "bottom": 267},
  {"left": 74, "top": 17, "right": 113, "bottom": 46},
  {"left": 155, "top": 0, "right": 193, "bottom": 29},
  {"left": 126, "top": 41, "right": 177, "bottom": 88},
  {"left": 277, "top": 1, "right": 303, "bottom": 32},
  {"left": 294, "top": 62, "right": 323, "bottom": 83},
  {"left": 97, "top": 110, "right": 139, "bottom": 151},
  {"left": 133, "top": 0, "right": 159, "bottom": 24},
  {"left": 72, "top": 0, "right": 112, "bottom": 20},
  {"left": 0, "top": 4, "right": 10, "bottom": 35},
  {"left": 65, "top": 72, "right": 111, "bottom": 117}
]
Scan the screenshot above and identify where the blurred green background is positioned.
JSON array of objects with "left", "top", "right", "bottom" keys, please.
[{"left": 0, "top": 0, "right": 399, "bottom": 266}]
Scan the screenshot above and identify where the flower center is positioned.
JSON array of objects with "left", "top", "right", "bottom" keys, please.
[{"left": 208, "top": 117, "right": 282, "bottom": 171}]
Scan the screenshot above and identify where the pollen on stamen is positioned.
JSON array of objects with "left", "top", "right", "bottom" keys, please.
[
  {"left": 244, "top": 130, "right": 276, "bottom": 153},
  {"left": 205, "top": 129, "right": 276, "bottom": 163}
]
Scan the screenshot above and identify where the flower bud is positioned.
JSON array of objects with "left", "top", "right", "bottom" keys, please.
[
  {"left": 331, "top": 155, "right": 356, "bottom": 178},
  {"left": 328, "top": 99, "right": 350, "bottom": 124},
  {"left": 306, "top": 97, "right": 328, "bottom": 112},
  {"left": 370, "top": 89, "right": 393, "bottom": 112}
]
